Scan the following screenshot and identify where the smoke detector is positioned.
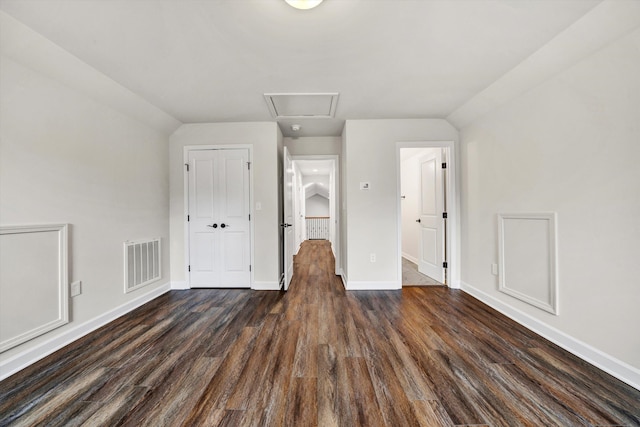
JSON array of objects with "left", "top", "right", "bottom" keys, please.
[{"left": 291, "top": 124, "right": 302, "bottom": 132}]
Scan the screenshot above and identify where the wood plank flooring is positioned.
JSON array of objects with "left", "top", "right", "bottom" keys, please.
[{"left": 1, "top": 240, "right": 639, "bottom": 426}]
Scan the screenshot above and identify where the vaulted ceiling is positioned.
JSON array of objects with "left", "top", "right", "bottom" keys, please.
[{"left": 0, "top": 0, "right": 602, "bottom": 136}]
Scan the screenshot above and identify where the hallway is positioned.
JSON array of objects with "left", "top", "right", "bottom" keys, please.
[{"left": 1, "top": 240, "right": 638, "bottom": 426}]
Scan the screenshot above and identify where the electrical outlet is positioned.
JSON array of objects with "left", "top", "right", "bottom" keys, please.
[
  {"left": 71, "top": 281, "right": 82, "bottom": 297},
  {"left": 491, "top": 263, "right": 498, "bottom": 276},
  {"left": 370, "top": 253, "right": 376, "bottom": 263}
]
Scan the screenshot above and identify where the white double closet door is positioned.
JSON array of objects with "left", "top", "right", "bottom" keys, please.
[{"left": 188, "top": 149, "right": 251, "bottom": 288}]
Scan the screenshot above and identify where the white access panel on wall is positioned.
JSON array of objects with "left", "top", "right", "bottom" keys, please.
[
  {"left": 0, "top": 224, "right": 69, "bottom": 352},
  {"left": 187, "top": 149, "right": 251, "bottom": 288},
  {"left": 498, "top": 212, "right": 558, "bottom": 314}
]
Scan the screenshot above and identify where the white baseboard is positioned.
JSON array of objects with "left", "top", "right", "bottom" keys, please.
[
  {"left": 0, "top": 282, "right": 171, "bottom": 381},
  {"left": 448, "top": 278, "right": 461, "bottom": 289},
  {"left": 252, "top": 281, "right": 280, "bottom": 291},
  {"left": 402, "top": 253, "right": 419, "bottom": 265},
  {"left": 346, "top": 280, "right": 401, "bottom": 291},
  {"left": 171, "top": 281, "right": 189, "bottom": 290},
  {"left": 338, "top": 268, "right": 347, "bottom": 290},
  {"left": 461, "top": 281, "right": 640, "bottom": 391}
]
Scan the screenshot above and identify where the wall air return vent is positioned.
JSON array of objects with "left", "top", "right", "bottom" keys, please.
[
  {"left": 124, "top": 238, "right": 161, "bottom": 293},
  {"left": 264, "top": 93, "right": 339, "bottom": 119}
]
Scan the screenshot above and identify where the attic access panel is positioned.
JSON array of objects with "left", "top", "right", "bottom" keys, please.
[{"left": 264, "top": 93, "right": 339, "bottom": 119}]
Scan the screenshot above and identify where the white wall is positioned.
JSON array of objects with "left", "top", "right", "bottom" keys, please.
[
  {"left": 294, "top": 168, "right": 305, "bottom": 248},
  {"left": 306, "top": 194, "right": 330, "bottom": 217},
  {"left": 284, "top": 136, "right": 341, "bottom": 156},
  {"left": 460, "top": 28, "right": 640, "bottom": 379},
  {"left": 343, "top": 119, "right": 458, "bottom": 288},
  {"left": 168, "top": 122, "right": 281, "bottom": 287},
  {"left": 0, "top": 32, "right": 171, "bottom": 370}
]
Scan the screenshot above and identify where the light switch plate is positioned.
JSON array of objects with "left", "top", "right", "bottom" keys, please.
[
  {"left": 491, "top": 263, "right": 498, "bottom": 276},
  {"left": 71, "top": 281, "right": 82, "bottom": 297}
]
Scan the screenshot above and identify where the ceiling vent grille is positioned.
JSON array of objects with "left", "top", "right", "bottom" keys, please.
[{"left": 264, "top": 93, "right": 339, "bottom": 119}]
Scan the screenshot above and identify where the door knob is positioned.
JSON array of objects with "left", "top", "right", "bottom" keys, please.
[
  {"left": 280, "top": 223, "right": 292, "bottom": 228},
  {"left": 220, "top": 223, "right": 227, "bottom": 228},
  {"left": 416, "top": 219, "right": 421, "bottom": 223},
  {"left": 207, "top": 223, "right": 218, "bottom": 228}
]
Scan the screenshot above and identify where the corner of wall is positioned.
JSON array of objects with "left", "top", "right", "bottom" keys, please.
[{"left": 461, "top": 281, "right": 640, "bottom": 391}]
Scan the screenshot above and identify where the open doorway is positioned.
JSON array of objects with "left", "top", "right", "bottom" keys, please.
[
  {"left": 400, "top": 147, "right": 446, "bottom": 286},
  {"left": 290, "top": 155, "right": 339, "bottom": 275},
  {"left": 398, "top": 142, "right": 458, "bottom": 288}
]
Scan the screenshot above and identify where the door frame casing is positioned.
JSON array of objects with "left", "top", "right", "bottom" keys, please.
[
  {"left": 183, "top": 144, "right": 254, "bottom": 289},
  {"left": 417, "top": 149, "right": 445, "bottom": 283},
  {"left": 282, "top": 147, "right": 294, "bottom": 290},
  {"left": 396, "top": 141, "right": 460, "bottom": 289}
]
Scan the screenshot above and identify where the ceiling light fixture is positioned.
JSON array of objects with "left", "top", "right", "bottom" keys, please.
[{"left": 285, "top": 0, "right": 323, "bottom": 10}]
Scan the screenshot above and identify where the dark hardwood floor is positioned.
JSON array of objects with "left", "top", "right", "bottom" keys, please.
[{"left": 1, "top": 240, "right": 639, "bottom": 426}]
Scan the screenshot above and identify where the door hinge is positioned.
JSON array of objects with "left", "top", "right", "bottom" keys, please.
[
  {"left": 249, "top": 265, "right": 252, "bottom": 272},
  {"left": 187, "top": 214, "right": 190, "bottom": 222},
  {"left": 185, "top": 163, "right": 190, "bottom": 172},
  {"left": 247, "top": 162, "right": 251, "bottom": 170},
  {"left": 442, "top": 162, "right": 447, "bottom": 169},
  {"left": 248, "top": 214, "right": 251, "bottom": 221},
  {"left": 443, "top": 262, "right": 448, "bottom": 269},
  {"left": 188, "top": 265, "right": 191, "bottom": 272},
  {"left": 442, "top": 212, "right": 447, "bottom": 219}
]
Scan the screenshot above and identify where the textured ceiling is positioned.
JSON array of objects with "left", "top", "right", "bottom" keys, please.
[{"left": 0, "top": 0, "right": 602, "bottom": 136}]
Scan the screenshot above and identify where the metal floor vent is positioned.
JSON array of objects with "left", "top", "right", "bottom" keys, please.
[{"left": 124, "top": 238, "right": 161, "bottom": 293}]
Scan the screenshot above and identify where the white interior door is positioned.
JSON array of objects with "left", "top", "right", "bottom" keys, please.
[
  {"left": 188, "top": 149, "right": 250, "bottom": 288},
  {"left": 418, "top": 150, "right": 445, "bottom": 283},
  {"left": 282, "top": 147, "right": 295, "bottom": 291}
]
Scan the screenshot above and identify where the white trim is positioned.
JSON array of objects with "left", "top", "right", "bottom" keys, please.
[
  {"left": 396, "top": 141, "right": 460, "bottom": 290},
  {"left": 0, "top": 282, "right": 170, "bottom": 381},
  {"left": 170, "top": 281, "right": 189, "bottom": 290},
  {"left": 339, "top": 268, "right": 347, "bottom": 290},
  {"left": 346, "top": 280, "right": 401, "bottom": 291},
  {"left": 0, "top": 224, "right": 69, "bottom": 353},
  {"left": 252, "top": 281, "right": 281, "bottom": 291},
  {"left": 402, "top": 253, "right": 419, "bottom": 265},
  {"left": 498, "top": 212, "right": 559, "bottom": 315},
  {"left": 183, "top": 145, "right": 254, "bottom": 289},
  {"left": 461, "top": 281, "right": 640, "bottom": 392}
]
